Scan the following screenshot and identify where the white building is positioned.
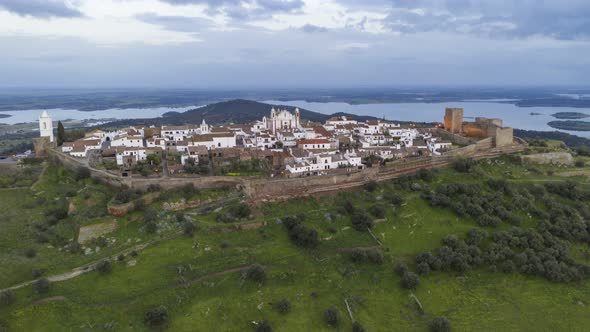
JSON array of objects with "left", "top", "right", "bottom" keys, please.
[
  {"left": 264, "top": 108, "right": 301, "bottom": 134},
  {"left": 39, "top": 111, "right": 54, "bottom": 142}
]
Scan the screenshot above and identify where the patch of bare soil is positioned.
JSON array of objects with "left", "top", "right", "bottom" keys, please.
[{"left": 78, "top": 219, "right": 118, "bottom": 243}]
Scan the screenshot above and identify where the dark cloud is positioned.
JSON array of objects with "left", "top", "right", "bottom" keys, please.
[
  {"left": 301, "top": 24, "right": 328, "bottom": 33},
  {"left": 354, "top": 0, "right": 590, "bottom": 40},
  {"left": 159, "top": 0, "right": 304, "bottom": 20},
  {"left": 0, "top": 0, "right": 82, "bottom": 18}
]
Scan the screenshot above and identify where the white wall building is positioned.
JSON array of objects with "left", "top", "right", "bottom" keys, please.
[{"left": 39, "top": 111, "right": 54, "bottom": 142}]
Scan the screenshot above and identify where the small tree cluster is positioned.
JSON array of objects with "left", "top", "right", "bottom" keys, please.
[
  {"left": 324, "top": 306, "right": 341, "bottom": 327},
  {"left": 350, "top": 248, "right": 384, "bottom": 264},
  {"left": 274, "top": 298, "right": 291, "bottom": 314},
  {"left": 0, "top": 290, "right": 15, "bottom": 306},
  {"left": 245, "top": 264, "right": 266, "bottom": 282},
  {"left": 351, "top": 210, "right": 374, "bottom": 231},
  {"left": 96, "top": 260, "right": 112, "bottom": 274},
  {"left": 144, "top": 307, "right": 168, "bottom": 329},
  {"left": 283, "top": 215, "right": 319, "bottom": 248}
]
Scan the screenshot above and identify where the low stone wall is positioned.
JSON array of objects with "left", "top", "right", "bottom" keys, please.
[
  {"left": 47, "top": 149, "right": 123, "bottom": 188},
  {"left": 107, "top": 192, "right": 161, "bottom": 217}
]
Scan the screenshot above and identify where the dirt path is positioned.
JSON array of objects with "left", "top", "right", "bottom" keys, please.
[
  {"left": 0, "top": 233, "right": 182, "bottom": 293},
  {"left": 185, "top": 264, "right": 253, "bottom": 286},
  {"left": 30, "top": 296, "right": 67, "bottom": 306}
]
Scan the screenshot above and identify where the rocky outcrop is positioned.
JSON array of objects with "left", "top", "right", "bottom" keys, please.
[{"left": 521, "top": 152, "right": 574, "bottom": 166}]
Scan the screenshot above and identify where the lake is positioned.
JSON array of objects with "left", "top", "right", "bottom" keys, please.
[
  {"left": 2, "top": 100, "right": 590, "bottom": 138},
  {"left": 0, "top": 106, "right": 199, "bottom": 125},
  {"left": 264, "top": 100, "right": 590, "bottom": 138}
]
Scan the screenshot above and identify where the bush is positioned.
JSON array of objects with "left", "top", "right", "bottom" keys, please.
[
  {"left": 324, "top": 306, "right": 341, "bottom": 327},
  {"left": 144, "top": 307, "right": 168, "bottom": 329},
  {"left": 134, "top": 198, "right": 146, "bottom": 211},
  {"left": 232, "top": 203, "right": 251, "bottom": 219},
  {"left": 219, "top": 240, "right": 230, "bottom": 249},
  {"left": 175, "top": 212, "right": 185, "bottom": 223},
  {"left": 351, "top": 211, "right": 374, "bottom": 231},
  {"left": 575, "top": 160, "right": 586, "bottom": 168},
  {"left": 369, "top": 204, "right": 386, "bottom": 218},
  {"left": 145, "top": 222, "right": 157, "bottom": 234},
  {"left": 74, "top": 166, "right": 91, "bottom": 181},
  {"left": 401, "top": 272, "right": 420, "bottom": 290},
  {"left": 96, "top": 260, "right": 112, "bottom": 274},
  {"left": 385, "top": 192, "right": 404, "bottom": 206},
  {"left": 285, "top": 221, "right": 319, "bottom": 248},
  {"left": 394, "top": 262, "right": 408, "bottom": 276},
  {"left": 31, "top": 269, "right": 44, "bottom": 278},
  {"left": 416, "top": 262, "right": 431, "bottom": 275},
  {"left": 0, "top": 290, "right": 15, "bottom": 306},
  {"left": 430, "top": 317, "right": 451, "bottom": 332},
  {"left": 254, "top": 320, "right": 272, "bottom": 332},
  {"left": 453, "top": 158, "right": 475, "bottom": 173},
  {"left": 367, "top": 249, "right": 384, "bottom": 264},
  {"left": 365, "top": 180, "right": 378, "bottom": 192},
  {"left": 33, "top": 278, "right": 50, "bottom": 294},
  {"left": 350, "top": 249, "right": 368, "bottom": 263},
  {"left": 24, "top": 248, "right": 36, "bottom": 258},
  {"left": 183, "top": 221, "right": 196, "bottom": 236},
  {"left": 245, "top": 264, "right": 266, "bottom": 282},
  {"left": 352, "top": 321, "right": 366, "bottom": 332},
  {"left": 275, "top": 299, "right": 291, "bottom": 314}
]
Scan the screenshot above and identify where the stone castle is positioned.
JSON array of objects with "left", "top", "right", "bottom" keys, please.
[{"left": 444, "top": 107, "right": 513, "bottom": 148}]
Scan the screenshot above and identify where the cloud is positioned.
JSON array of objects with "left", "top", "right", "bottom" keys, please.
[
  {"left": 136, "top": 13, "right": 213, "bottom": 32},
  {"left": 0, "top": 0, "right": 83, "bottom": 18},
  {"left": 301, "top": 24, "right": 328, "bottom": 33},
  {"left": 158, "top": 0, "right": 304, "bottom": 20},
  {"left": 381, "top": 0, "right": 590, "bottom": 40}
]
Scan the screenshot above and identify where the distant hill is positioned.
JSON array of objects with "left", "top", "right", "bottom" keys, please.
[{"left": 103, "top": 99, "right": 384, "bottom": 127}]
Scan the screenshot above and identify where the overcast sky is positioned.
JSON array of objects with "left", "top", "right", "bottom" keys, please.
[{"left": 0, "top": 0, "right": 589, "bottom": 88}]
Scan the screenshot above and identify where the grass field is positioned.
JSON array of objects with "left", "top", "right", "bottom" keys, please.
[{"left": 2, "top": 157, "right": 590, "bottom": 331}]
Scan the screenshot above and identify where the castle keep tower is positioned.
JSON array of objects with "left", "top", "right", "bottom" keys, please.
[
  {"left": 39, "top": 111, "right": 54, "bottom": 142},
  {"left": 444, "top": 108, "right": 464, "bottom": 134}
]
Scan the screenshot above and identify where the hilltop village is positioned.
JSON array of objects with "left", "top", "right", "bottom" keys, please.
[{"left": 42, "top": 106, "right": 513, "bottom": 178}]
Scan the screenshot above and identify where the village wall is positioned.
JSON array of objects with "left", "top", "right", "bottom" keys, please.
[{"left": 46, "top": 141, "right": 526, "bottom": 202}]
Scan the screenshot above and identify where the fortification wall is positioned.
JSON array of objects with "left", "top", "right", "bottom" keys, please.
[
  {"left": 47, "top": 149, "right": 123, "bottom": 188},
  {"left": 47, "top": 141, "right": 526, "bottom": 202}
]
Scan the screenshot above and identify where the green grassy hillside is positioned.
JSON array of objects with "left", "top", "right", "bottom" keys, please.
[{"left": 1, "top": 155, "right": 590, "bottom": 331}]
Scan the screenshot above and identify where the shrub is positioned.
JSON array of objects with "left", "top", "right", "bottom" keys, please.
[
  {"left": 394, "top": 262, "right": 408, "bottom": 276},
  {"left": 245, "top": 264, "right": 266, "bottom": 282},
  {"left": 31, "top": 269, "right": 44, "bottom": 278},
  {"left": 231, "top": 203, "right": 251, "bottom": 219},
  {"left": 285, "top": 222, "right": 319, "bottom": 248},
  {"left": 113, "top": 190, "right": 133, "bottom": 204},
  {"left": 324, "top": 306, "right": 341, "bottom": 327},
  {"left": 575, "top": 160, "right": 586, "bottom": 168},
  {"left": 144, "top": 307, "right": 168, "bottom": 329},
  {"left": 134, "top": 198, "right": 146, "bottom": 211},
  {"left": 219, "top": 240, "right": 230, "bottom": 249},
  {"left": 430, "top": 317, "right": 451, "bottom": 332},
  {"left": 385, "top": 192, "right": 404, "bottom": 206},
  {"left": 147, "top": 184, "right": 161, "bottom": 192},
  {"left": 96, "top": 260, "right": 112, "bottom": 274},
  {"left": 175, "top": 212, "right": 185, "bottom": 223},
  {"left": 130, "top": 250, "right": 138, "bottom": 257},
  {"left": 351, "top": 211, "right": 373, "bottom": 231},
  {"left": 369, "top": 204, "right": 386, "bottom": 218},
  {"left": 145, "top": 222, "right": 157, "bottom": 234},
  {"left": 0, "top": 290, "right": 15, "bottom": 306},
  {"left": 365, "top": 180, "right": 378, "bottom": 192},
  {"left": 74, "top": 166, "right": 91, "bottom": 181},
  {"left": 117, "top": 254, "right": 126, "bottom": 262},
  {"left": 254, "top": 320, "right": 272, "bottom": 332},
  {"left": 275, "top": 299, "right": 291, "bottom": 314},
  {"left": 401, "top": 272, "right": 420, "bottom": 290},
  {"left": 24, "top": 248, "right": 36, "bottom": 258},
  {"left": 343, "top": 200, "right": 355, "bottom": 215},
  {"left": 367, "top": 249, "right": 384, "bottom": 265},
  {"left": 183, "top": 221, "right": 196, "bottom": 236},
  {"left": 352, "top": 321, "right": 366, "bottom": 332},
  {"left": 453, "top": 158, "right": 475, "bottom": 173},
  {"left": 416, "top": 262, "right": 431, "bottom": 275},
  {"left": 350, "top": 249, "right": 368, "bottom": 263},
  {"left": 33, "top": 278, "right": 50, "bottom": 294}
]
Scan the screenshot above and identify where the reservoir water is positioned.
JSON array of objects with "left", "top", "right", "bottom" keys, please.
[{"left": 264, "top": 100, "right": 590, "bottom": 138}]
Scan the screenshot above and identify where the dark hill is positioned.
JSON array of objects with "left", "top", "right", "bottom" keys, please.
[{"left": 103, "top": 99, "right": 382, "bottom": 127}]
